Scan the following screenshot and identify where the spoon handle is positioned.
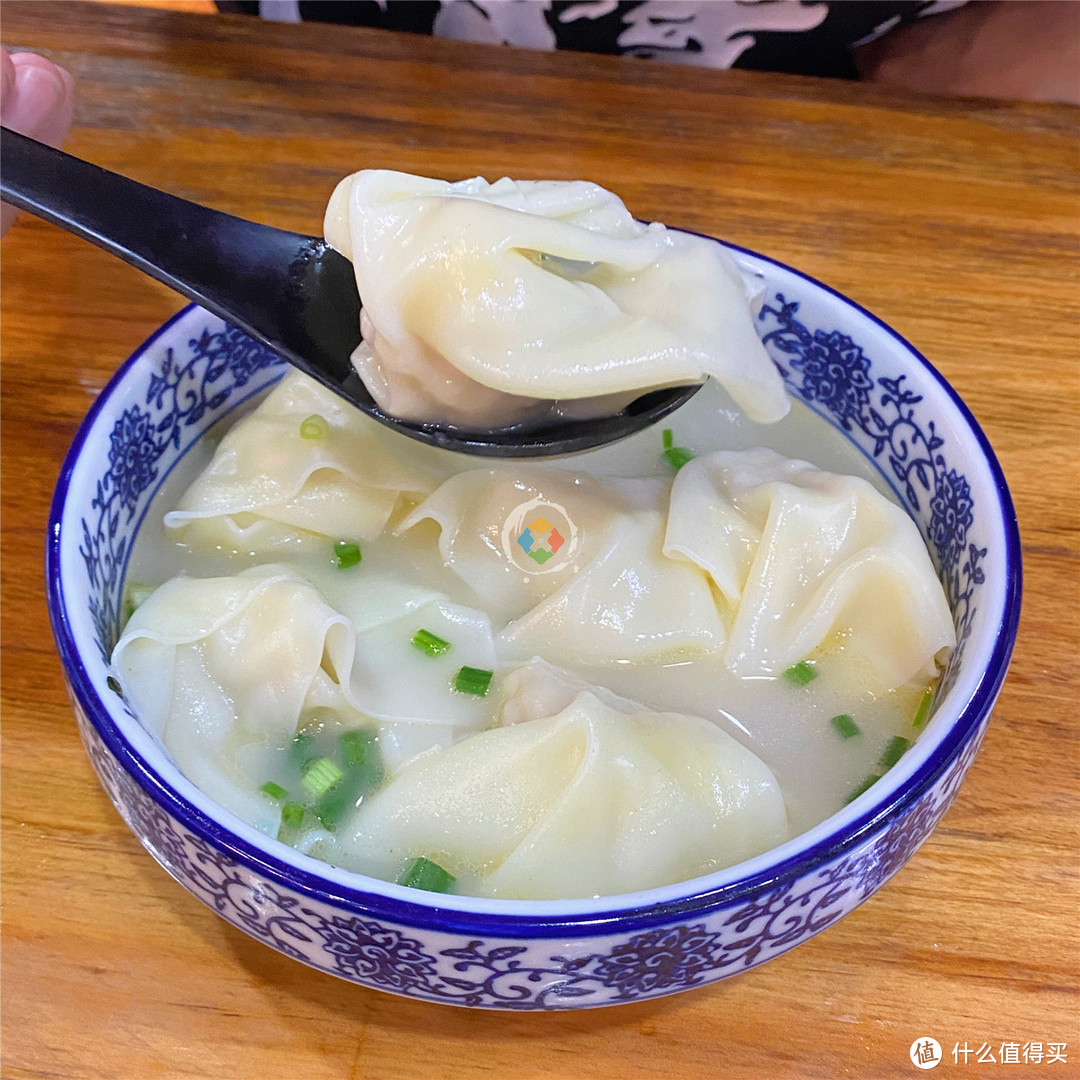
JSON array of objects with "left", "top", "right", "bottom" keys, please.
[
  {"left": 1, "top": 127, "right": 701, "bottom": 457},
  {"left": 0, "top": 126, "right": 359, "bottom": 381}
]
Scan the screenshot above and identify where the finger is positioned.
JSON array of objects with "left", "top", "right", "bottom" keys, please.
[
  {"left": 1, "top": 51, "right": 75, "bottom": 236},
  {"left": 3, "top": 52, "right": 75, "bottom": 148},
  {"left": 1, "top": 50, "right": 19, "bottom": 235},
  {"left": 1, "top": 48, "right": 15, "bottom": 105}
]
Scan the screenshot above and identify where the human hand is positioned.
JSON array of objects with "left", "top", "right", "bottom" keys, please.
[{"left": 1, "top": 47, "right": 75, "bottom": 235}]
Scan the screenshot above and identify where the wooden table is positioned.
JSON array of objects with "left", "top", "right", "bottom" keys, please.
[{"left": 2, "top": 4, "right": 1077, "bottom": 1077}]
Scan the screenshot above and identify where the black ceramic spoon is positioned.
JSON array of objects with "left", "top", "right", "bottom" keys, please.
[{"left": 0, "top": 127, "right": 700, "bottom": 457}]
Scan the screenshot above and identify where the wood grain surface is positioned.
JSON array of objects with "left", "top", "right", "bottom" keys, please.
[{"left": 1, "top": 4, "right": 1077, "bottom": 1078}]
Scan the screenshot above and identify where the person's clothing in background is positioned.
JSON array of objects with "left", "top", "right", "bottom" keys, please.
[{"left": 217, "top": 0, "right": 967, "bottom": 80}]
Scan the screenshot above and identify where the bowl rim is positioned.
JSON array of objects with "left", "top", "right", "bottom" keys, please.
[{"left": 46, "top": 243, "right": 1022, "bottom": 939}]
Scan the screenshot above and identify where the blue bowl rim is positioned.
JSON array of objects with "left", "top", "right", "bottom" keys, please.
[{"left": 46, "top": 243, "right": 1022, "bottom": 940}]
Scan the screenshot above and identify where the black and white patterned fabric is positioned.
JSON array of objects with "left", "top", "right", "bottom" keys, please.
[{"left": 218, "top": 1, "right": 967, "bottom": 79}]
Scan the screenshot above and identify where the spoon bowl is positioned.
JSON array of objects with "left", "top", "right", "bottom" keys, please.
[{"left": 0, "top": 127, "right": 700, "bottom": 457}]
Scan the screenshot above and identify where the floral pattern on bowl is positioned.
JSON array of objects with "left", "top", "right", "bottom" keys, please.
[{"left": 48, "top": 241, "right": 1021, "bottom": 1009}]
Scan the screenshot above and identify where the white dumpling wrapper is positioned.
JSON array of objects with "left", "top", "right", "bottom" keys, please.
[
  {"left": 324, "top": 170, "right": 789, "bottom": 426},
  {"left": 112, "top": 567, "right": 364, "bottom": 831},
  {"left": 497, "top": 506, "right": 725, "bottom": 666},
  {"left": 495, "top": 656, "right": 644, "bottom": 726},
  {"left": 353, "top": 598, "right": 496, "bottom": 720},
  {"left": 664, "top": 448, "right": 956, "bottom": 690},
  {"left": 396, "top": 466, "right": 630, "bottom": 625},
  {"left": 399, "top": 467, "right": 723, "bottom": 662},
  {"left": 115, "top": 561, "right": 502, "bottom": 779},
  {"left": 332, "top": 664, "right": 787, "bottom": 899},
  {"left": 164, "top": 370, "right": 442, "bottom": 555}
]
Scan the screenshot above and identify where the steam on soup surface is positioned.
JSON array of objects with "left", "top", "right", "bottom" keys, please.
[{"left": 112, "top": 174, "right": 954, "bottom": 900}]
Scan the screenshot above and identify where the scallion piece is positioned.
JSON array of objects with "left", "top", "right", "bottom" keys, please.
[
  {"left": 397, "top": 856, "right": 456, "bottom": 894},
  {"left": 279, "top": 802, "right": 305, "bottom": 830},
  {"left": 316, "top": 766, "right": 380, "bottom": 830},
  {"left": 661, "top": 429, "right": 695, "bottom": 470},
  {"left": 844, "top": 774, "right": 879, "bottom": 804},
  {"left": 299, "top": 413, "right": 329, "bottom": 440},
  {"left": 663, "top": 446, "right": 695, "bottom": 471},
  {"left": 912, "top": 688, "right": 934, "bottom": 731},
  {"left": 106, "top": 675, "right": 124, "bottom": 698},
  {"left": 290, "top": 730, "right": 317, "bottom": 771},
  {"left": 878, "top": 735, "right": 911, "bottom": 771},
  {"left": 313, "top": 779, "right": 363, "bottom": 832},
  {"left": 412, "top": 628, "right": 451, "bottom": 657},
  {"left": 784, "top": 660, "right": 818, "bottom": 686},
  {"left": 123, "top": 582, "right": 155, "bottom": 618},
  {"left": 260, "top": 781, "right": 288, "bottom": 801},
  {"left": 334, "top": 541, "right": 362, "bottom": 569},
  {"left": 129, "top": 584, "right": 155, "bottom": 607},
  {"left": 453, "top": 666, "right": 493, "bottom": 696},
  {"left": 340, "top": 730, "right": 370, "bottom": 769},
  {"left": 830, "top": 713, "right": 860, "bottom": 740},
  {"left": 301, "top": 756, "right": 344, "bottom": 799},
  {"left": 313, "top": 732, "right": 385, "bottom": 831},
  {"left": 340, "top": 729, "right": 381, "bottom": 774},
  {"left": 122, "top": 582, "right": 156, "bottom": 625}
]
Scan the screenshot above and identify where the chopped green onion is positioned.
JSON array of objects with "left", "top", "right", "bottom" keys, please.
[
  {"left": 280, "top": 802, "right": 305, "bottom": 830},
  {"left": 912, "top": 688, "right": 934, "bottom": 731},
  {"left": 313, "top": 778, "right": 363, "bottom": 832},
  {"left": 129, "top": 583, "right": 155, "bottom": 606},
  {"left": 830, "top": 713, "right": 860, "bottom": 740},
  {"left": 290, "top": 730, "right": 317, "bottom": 770},
  {"left": 316, "top": 764, "right": 380, "bottom": 829},
  {"left": 662, "top": 446, "right": 695, "bottom": 472},
  {"left": 844, "top": 774, "right": 879, "bottom": 804},
  {"left": 878, "top": 735, "right": 911, "bottom": 771},
  {"left": 453, "top": 666, "right": 493, "bottom": 696},
  {"left": 299, "top": 413, "right": 329, "bottom": 440},
  {"left": 661, "top": 428, "right": 696, "bottom": 470},
  {"left": 313, "top": 732, "right": 385, "bottom": 831},
  {"left": 301, "top": 756, "right": 344, "bottom": 799},
  {"left": 784, "top": 660, "right": 818, "bottom": 686},
  {"left": 340, "top": 729, "right": 380, "bottom": 772},
  {"left": 259, "top": 781, "right": 288, "bottom": 801},
  {"left": 106, "top": 675, "right": 124, "bottom": 698},
  {"left": 412, "top": 628, "right": 452, "bottom": 657},
  {"left": 334, "top": 541, "right": 362, "bottom": 569},
  {"left": 397, "top": 856, "right": 456, "bottom": 894},
  {"left": 122, "top": 582, "right": 155, "bottom": 622}
]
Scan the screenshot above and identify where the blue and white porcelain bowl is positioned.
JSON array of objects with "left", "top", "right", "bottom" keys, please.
[{"left": 47, "top": 240, "right": 1020, "bottom": 1010}]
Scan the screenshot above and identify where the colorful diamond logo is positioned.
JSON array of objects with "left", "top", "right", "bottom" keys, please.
[{"left": 516, "top": 516, "right": 566, "bottom": 566}]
